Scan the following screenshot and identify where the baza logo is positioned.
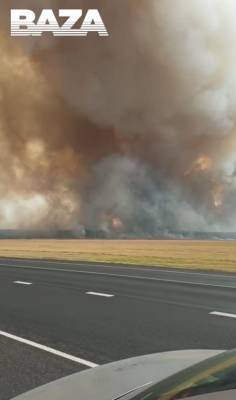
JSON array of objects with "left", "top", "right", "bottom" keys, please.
[{"left": 11, "top": 9, "right": 109, "bottom": 37}]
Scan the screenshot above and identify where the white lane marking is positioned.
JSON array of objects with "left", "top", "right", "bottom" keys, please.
[
  {"left": 0, "top": 263, "right": 235, "bottom": 289},
  {"left": 1, "top": 258, "right": 236, "bottom": 279},
  {"left": 86, "top": 291, "right": 114, "bottom": 298},
  {"left": 14, "top": 281, "right": 32, "bottom": 285},
  {"left": 210, "top": 311, "right": 236, "bottom": 319},
  {"left": 0, "top": 330, "right": 98, "bottom": 368},
  {"left": 1, "top": 264, "right": 235, "bottom": 288}
]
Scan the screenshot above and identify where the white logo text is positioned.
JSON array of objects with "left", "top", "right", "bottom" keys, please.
[{"left": 11, "top": 9, "right": 109, "bottom": 37}]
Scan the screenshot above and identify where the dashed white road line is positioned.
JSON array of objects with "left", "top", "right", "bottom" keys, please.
[
  {"left": 13, "top": 281, "right": 32, "bottom": 285},
  {"left": 210, "top": 311, "right": 236, "bottom": 319},
  {"left": 0, "top": 330, "right": 98, "bottom": 368},
  {"left": 86, "top": 291, "right": 114, "bottom": 298}
]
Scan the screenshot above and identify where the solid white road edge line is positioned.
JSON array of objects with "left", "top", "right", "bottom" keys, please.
[
  {"left": 2, "top": 258, "right": 235, "bottom": 280},
  {"left": 0, "top": 330, "right": 98, "bottom": 368},
  {"left": 0, "top": 263, "right": 234, "bottom": 289},
  {"left": 86, "top": 291, "right": 114, "bottom": 298},
  {"left": 13, "top": 281, "right": 32, "bottom": 285},
  {"left": 210, "top": 311, "right": 236, "bottom": 319}
]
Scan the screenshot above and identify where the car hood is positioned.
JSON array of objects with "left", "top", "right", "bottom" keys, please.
[{"left": 13, "top": 349, "right": 223, "bottom": 400}]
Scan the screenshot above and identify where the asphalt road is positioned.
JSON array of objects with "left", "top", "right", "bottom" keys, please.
[{"left": 0, "top": 258, "right": 236, "bottom": 399}]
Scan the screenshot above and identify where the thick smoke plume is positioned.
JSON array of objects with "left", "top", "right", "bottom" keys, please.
[{"left": 1, "top": 0, "right": 236, "bottom": 235}]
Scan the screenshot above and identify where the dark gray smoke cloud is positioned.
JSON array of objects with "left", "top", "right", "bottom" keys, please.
[{"left": 0, "top": 0, "right": 236, "bottom": 234}]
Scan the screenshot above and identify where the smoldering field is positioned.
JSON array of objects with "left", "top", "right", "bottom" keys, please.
[{"left": 1, "top": 1, "right": 236, "bottom": 236}]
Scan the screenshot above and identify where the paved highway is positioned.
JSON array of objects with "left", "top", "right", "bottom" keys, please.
[{"left": 0, "top": 258, "right": 236, "bottom": 399}]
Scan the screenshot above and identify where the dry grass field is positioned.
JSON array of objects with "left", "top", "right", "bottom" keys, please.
[{"left": 0, "top": 239, "right": 235, "bottom": 272}]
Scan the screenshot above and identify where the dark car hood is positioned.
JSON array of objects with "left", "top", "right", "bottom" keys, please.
[{"left": 13, "top": 349, "right": 223, "bottom": 400}]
